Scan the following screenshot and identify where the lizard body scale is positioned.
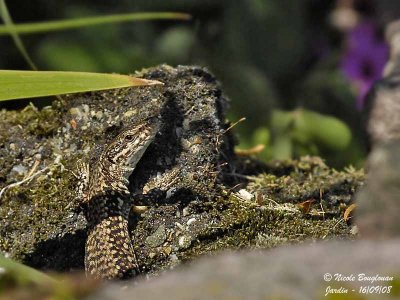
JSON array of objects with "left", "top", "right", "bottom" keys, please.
[{"left": 77, "top": 117, "right": 161, "bottom": 280}]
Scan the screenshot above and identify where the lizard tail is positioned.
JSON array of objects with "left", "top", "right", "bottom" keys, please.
[{"left": 85, "top": 215, "right": 138, "bottom": 280}]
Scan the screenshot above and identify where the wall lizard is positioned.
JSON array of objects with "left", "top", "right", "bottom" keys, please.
[{"left": 77, "top": 117, "right": 161, "bottom": 280}]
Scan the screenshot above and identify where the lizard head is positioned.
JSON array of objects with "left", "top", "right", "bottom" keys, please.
[{"left": 101, "top": 117, "right": 161, "bottom": 181}]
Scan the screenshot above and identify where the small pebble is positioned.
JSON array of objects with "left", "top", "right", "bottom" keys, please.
[
  {"left": 145, "top": 225, "right": 167, "bottom": 248},
  {"left": 182, "top": 119, "right": 190, "bottom": 130},
  {"left": 182, "top": 207, "right": 190, "bottom": 217},
  {"left": 169, "top": 254, "right": 178, "bottom": 261},
  {"left": 237, "top": 189, "right": 254, "bottom": 201},
  {"left": 82, "top": 104, "right": 90, "bottom": 113},
  {"left": 350, "top": 225, "right": 359, "bottom": 235},
  {"left": 166, "top": 188, "right": 177, "bottom": 199},
  {"left": 11, "top": 165, "right": 27, "bottom": 175},
  {"left": 163, "top": 246, "right": 172, "bottom": 255},
  {"left": 186, "top": 218, "right": 196, "bottom": 226},
  {"left": 175, "top": 222, "right": 185, "bottom": 231},
  {"left": 123, "top": 109, "right": 137, "bottom": 118},
  {"left": 95, "top": 111, "right": 103, "bottom": 119},
  {"left": 178, "top": 235, "right": 191, "bottom": 249}
]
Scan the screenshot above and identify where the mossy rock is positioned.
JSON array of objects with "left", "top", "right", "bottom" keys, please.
[{"left": 0, "top": 65, "right": 364, "bottom": 277}]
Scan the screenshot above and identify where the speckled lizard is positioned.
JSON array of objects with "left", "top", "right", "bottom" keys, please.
[{"left": 76, "top": 117, "right": 161, "bottom": 280}]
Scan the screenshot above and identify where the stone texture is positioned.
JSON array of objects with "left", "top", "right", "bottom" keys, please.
[
  {"left": 356, "top": 142, "right": 400, "bottom": 238},
  {"left": 90, "top": 239, "right": 400, "bottom": 300}
]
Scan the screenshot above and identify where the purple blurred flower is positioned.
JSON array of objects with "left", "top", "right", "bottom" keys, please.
[{"left": 341, "top": 21, "right": 388, "bottom": 110}]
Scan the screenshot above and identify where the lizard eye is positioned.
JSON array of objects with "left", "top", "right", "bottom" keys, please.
[{"left": 125, "top": 134, "right": 135, "bottom": 141}]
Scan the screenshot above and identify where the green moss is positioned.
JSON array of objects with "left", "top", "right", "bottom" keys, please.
[
  {"left": 0, "top": 104, "right": 60, "bottom": 138},
  {"left": 170, "top": 156, "right": 363, "bottom": 263},
  {"left": 0, "top": 158, "right": 76, "bottom": 259},
  {"left": 249, "top": 157, "right": 364, "bottom": 205},
  {"left": 0, "top": 101, "right": 82, "bottom": 262},
  {"left": 181, "top": 192, "right": 352, "bottom": 260}
]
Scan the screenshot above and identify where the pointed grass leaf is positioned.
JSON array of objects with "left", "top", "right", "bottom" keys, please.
[{"left": 0, "top": 70, "right": 163, "bottom": 101}]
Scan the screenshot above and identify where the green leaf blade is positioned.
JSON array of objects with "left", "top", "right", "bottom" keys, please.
[
  {"left": 0, "top": 70, "right": 163, "bottom": 101},
  {"left": 0, "top": 12, "right": 191, "bottom": 35},
  {"left": 0, "top": 254, "right": 56, "bottom": 285}
]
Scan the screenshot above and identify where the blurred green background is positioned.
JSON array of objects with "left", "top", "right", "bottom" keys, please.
[{"left": 1, "top": 0, "right": 396, "bottom": 167}]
